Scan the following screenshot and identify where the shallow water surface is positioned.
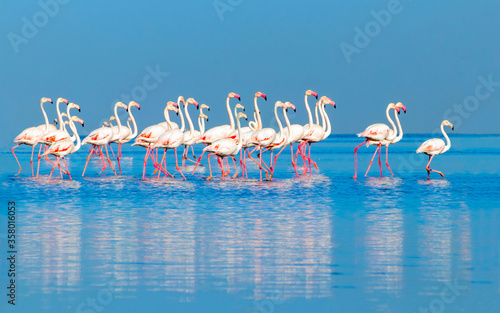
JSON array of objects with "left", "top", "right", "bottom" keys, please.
[{"left": 1, "top": 134, "right": 499, "bottom": 312}]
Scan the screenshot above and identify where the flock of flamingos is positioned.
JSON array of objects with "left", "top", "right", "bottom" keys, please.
[{"left": 11, "top": 90, "right": 454, "bottom": 181}]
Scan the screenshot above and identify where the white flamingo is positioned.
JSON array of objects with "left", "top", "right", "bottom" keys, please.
[
  {"left": 133, "top": 101, "right": 178, "bottom": 179},
  {"left": 416, "top": 120, "right": 454, "bottom": 179},
  {"left": 82, "top": 102, "right": 128, "bottom": 176},
  {"left": 353, "top": 102, "right": 400, "bottom": 179},
  {"left": 153, "top": 98, "right": 199, "bottom": 180},
  {"left": 11, "top": 97, "right": 53, "bottom": 176},
  {"left": 246, "top": 101, "right": 287, "bottom": 181},
  {"left": 363, "top": 102, "right": 407, "bottom": 176},
  {"left": 110, "top": 101, "right": 140, "bottom": 175},
  {"left": 203, "top": 105, "right": 247, "bottom": 181},
  {"left": 180, "top": 98, "right": 201, "bottom": 166},
  {"left": 41, "top": 115, "right": 84, "bottom": 180}
]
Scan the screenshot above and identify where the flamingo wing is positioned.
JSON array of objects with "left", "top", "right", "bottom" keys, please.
[{"left": 416, "top": 138, "right": 445, "bottom": 154}]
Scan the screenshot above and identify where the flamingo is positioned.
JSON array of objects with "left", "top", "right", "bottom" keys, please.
[
  {"left": 265, "top": 101, "right": 296, "bottom": 180},
  {"left": 416, "top": 120, "right": 454, "bottom": 179},
  {"left": 364, "top": 102, "right": 407, "bottom": 176},
  {"left": 353, "top": 102, "right": 400, "bottom": 179},
  {"left": 287, "top": 90, "right": 318, "bottom": 176},
  {"left": 203, "top": 104, "right": 247, "bottom": 181},
  {"left": 180, "top": 98, "right": 201, "bottom": 166},
  {"left": 153, "top": 97, "right": 199, "bottom": 180},
  {"left": 110, "top": 101, "right": 140, "bottom": 175},
  {"left": 39, "top": 102, "right": 80, "bottom": 145},
  {"left": 246, "top": 101, "right": 288, "bottom": 181},
  {"left": 11, "top": 97, "right": 53, "bottom": 176},
  {"left": 228, "top": 92, "right": 267, "bottom": 177},
  {"left": 296, "top": 96, "right": 336, "bottom": 176},
  {"left": 133, "top": 101, "right": 178, "bottom": 179},
  {"left": 41, "top": 115, "right": 84, "bottom": 180},
  {"left": 82, "top": 102, "right": 128, "bottom": 176},
  {"left": 193, "top": 92, "right": 240, "bottom": 172}
]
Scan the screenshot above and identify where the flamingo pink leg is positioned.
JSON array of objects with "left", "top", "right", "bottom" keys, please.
[
  {"left": 290, "top": 144, "right": 299, "bottom": 177},
  {"left": 378, "top": 142, "right": 383, "bottom": 178},
  {"left": 82, "top": 146, "right": 94, "bottom": 177},
  {"left": 29, "top": 145, "right": 36, "bottom": 176},
  {"left": 117, "top": 143, "right": 122, "bottom": 175},
  {"left": 206, "top": 152, "right": 214, "bottom": 181},
  {"left": 247, "top": 147, "right": 264, "bottom": 181},
  {"left": 104, "top": 144, "right": 117, "bottom": 175},
  {"left": 63, "top": 158, "right": 72, "bottom": 180},
  {"left": 142, "top": 147, "right": 150, "bottom": 179},
  {"left": 192, "top": 151, "right": 206, "bottom": 174},
  {"left": 231, "top": 156, "right": 239, "bottom": 179},
  {"left": 11, "top": 144, "right": 23, "bottom": 175},
  {"left": 425, "top": 155, "right": 444, "bottom": 179},
  {"left": 365, "top": 146, "right": 380, "bottom": 177},
  {"left": 217, "top": 156, "right": 225, "bottom": 181},
  {"left": 224, "top": 157, "right": 230, "bottom": 177},
  {"left": 174, "top": 149, "right": 186, "bottom": 180},
  {"left": 109, "top": 143, "right": 115, "bottom": 157},
  {"left": 353, "top": 140, "right": 368, "bottom": 179},
  {"left": 48, "top": 158, "right": 59, "bottom": 180},
  {"left": 270, "top": 144, "right": 287, "bottom": 180},
  {"left": 385, "top": 146, "right": 394, "bottom": 176}
]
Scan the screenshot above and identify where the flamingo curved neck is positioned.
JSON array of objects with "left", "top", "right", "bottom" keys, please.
[
  {"left": 386, "top": 106, "right": 397, "bottom": 140},
  {"left": 178, "top": 104, "right": 185, "bottom": 132},
  {"left": 254, "top": 96, "right": 262, "bottom": 130},
  {"left": 56, "top": 100, "right": 64, "bottom": 131},
  {"left": 41, "top": 99, "right": 50, "bottom": 132},
  {"left": 227, "top": 96, "right": 235, "bottom": 130},
  {"left": 198, "top": 115, "right": 203, "bottom": 135},
  {"left": 319, "top": 100, "right": 326, "bottom": 131},
  {"left": 128, "top": 105, "right": 138, "bottom": 138},
  {"left": 68, "top": 119, "right": 81, "bottom": 153},
  {"left": 164, "top": 106, "right": 172, "bottom": 129},
  {"left": 184, "top": 102, "right": 194, "bottom": 135},
  {"left": 442, "top": 124, "right": 451, "bottom": 153},
  {"left": 305, "top": 94, "right": 313, "bottom": 127},
  {"left": 322, "top": 103, "right": 332, "bottom": 138},
  {"left": 391, "top": 110, "right": 403, "bottom": 143},
  {"left": 315, "top": 104, "right": 320, "bottom": 126},
  {"left": 114, "top": 104, "right": 122, "bottom": 138},
  {"left": 282, "top": 107, "right": 292, "bottom": 144},
  {"left": 274, "top": 103, "right": 283, "bottom": 135}
]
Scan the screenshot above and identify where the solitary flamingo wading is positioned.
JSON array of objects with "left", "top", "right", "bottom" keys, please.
[{"left": 416, "top": 120, "right": 454, "bottom": 179}]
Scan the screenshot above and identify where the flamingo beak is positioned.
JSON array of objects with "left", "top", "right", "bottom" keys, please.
[
  {"left": 261, "top": 94, "right": 267, "bottom": 101},
  {"left": 402, "top": 105, "right": 407, "bottom": 113},
  {"left": 234, "top": 94, "right": 241, "bottom": 100},
  {"left": 452, "top": 126, "right": 455, "bottom": 130},
  {"left": 331, "top": 101, "right": 336, "bottom": 108}
]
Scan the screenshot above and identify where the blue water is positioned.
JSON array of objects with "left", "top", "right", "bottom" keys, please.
[{"left": 1, "top": 134, "right": 500, "bottom": 313}]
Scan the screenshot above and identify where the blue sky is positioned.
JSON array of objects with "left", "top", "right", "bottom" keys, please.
[{"left": 1, "top": 0, "right": 499, "bottom": 149}]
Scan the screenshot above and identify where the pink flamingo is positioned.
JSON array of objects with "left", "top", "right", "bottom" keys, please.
[
  {"left": 203, "top": 105, "right": 246, "bottom": 181},
  {"left": 287, "top": 90, "right": 318, "bottom": 176},
  {"left": 416, "top": 120, "right": 454, "bottom": 179},
  {"left": 82, "top": 102, "right": 128, "bottom": 176},
  {"left": 193, "top": 92, "right": 240, "bottom": 172},
  {"left": 133, "top": 101, "right": 178, "bottom": 179},
  {"left": 246, "top": 101, "right": 288, "bottom": 181},
  {"left": 11, "top": 97, "right": 53, "bottom": 176},
  {"left": 353, "top": 102, "right": 400, "bottom": 179},
  {"left": 264, "top": 101, "right": 296, "bottom": 180},
  {"left": 364, "top": 102, "right": 406, "bottom": 176},
  {"left": 153, "top": 98, "right": 199, "bottom": 180},
  {"left": 180, "top": 99, "right": 201, "bottom": 166},
  {"left": 110, "top": 101, "right": 140, "bottom": 175},
  {"left": 41, "top": 116, "right": 84, "bottom": 180}
]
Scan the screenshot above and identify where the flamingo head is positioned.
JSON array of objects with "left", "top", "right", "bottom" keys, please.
[
  {"left": 129, "top": 101, "right": 141, "bottom": 110},
  {"left": 178, "top": 96, "right": 185, "bottom": 105},
  {"left": 323, "top": 97, "right": 336, "bottom": 108},
  {"left": 109, "top": 116, "right": 116, "bottom": 123},
  {"left": 199, "top": 113, "right": 209, "bottom": 122},
  {"left": 284, "top": 101, "right": 296, "bottom": 112},
  {"left": 187, "top": 98, "right": 199, "bottom": 109},
  {"left": 42, "top": 97, "right": 53, "bottom": 103},
  {"left": 102, "top": 121, "right": 110, "bottom": 127},
  {"left": 167, "top": 102, "right": 179, "bottom": 115},
  {"left": 71, "top": 116, "right": 84, "bottom": 127},
  {"left": 200, "top": 104, "right": 210, "bottom": 111},
  {"left": 442, "top": 120, "right": 454, "bottom": 131},
  {"left": 127, "top": 117, "right": 132, "bottom": 121},
  {"left": 306, "top": 90, "right": 318, "bottom": 99},
  {"left": 116, "top": 101, "right": 128, "bottom": 111},
  {"left": 229, "top": 92, "right": 241, "bottom": 100},
  {"left": 396, "top": 102, "right": 406, "bottom": 113},
  {"left": 57, "top": 97, "right": 69, "bottom": 105},
  {"left": 235, "top": 103, "right": 245, "bottom": 111},
  {"left": 237, "top": 112, "right": 248, "bottom": 121},
  {"left": 69, "top": 103, "right": 81, "bottom": 112},
  {"left": 275, "top": 100, "right": 285, "bottom": 108},
  {"left": 255, "top": 92, "right": 267, "bottom": 101},
  {"left": 388, "top": 102, "right": 400, "bottom": 113}
]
